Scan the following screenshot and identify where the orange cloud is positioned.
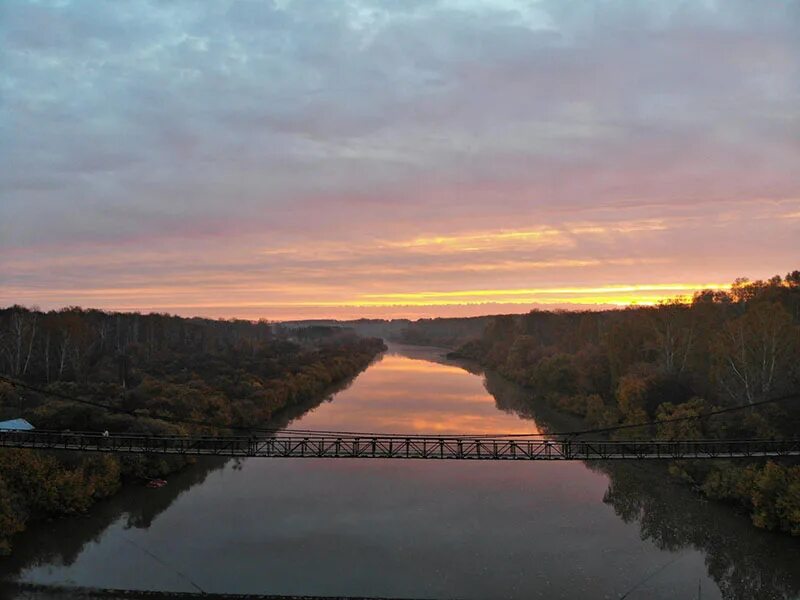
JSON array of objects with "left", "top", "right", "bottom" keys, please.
[{"left": 2, "top": 197, "right": 795, "bottom": 320}]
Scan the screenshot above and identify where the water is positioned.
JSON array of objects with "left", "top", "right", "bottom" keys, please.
[{"left": 2, "top": 345, "right": 799, "bottom": 599}]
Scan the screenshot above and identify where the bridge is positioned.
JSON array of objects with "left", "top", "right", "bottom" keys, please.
[{"left": 1, "top": 429, "right": 799, "bottom": 460}]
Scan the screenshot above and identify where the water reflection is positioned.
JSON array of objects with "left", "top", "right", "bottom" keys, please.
[
  {"left": 0, "top": 457, "right": 227, "bottom": 582},
  {"left": 477, "top": 356, "right": 800, "bottom": 600},
  {"left": 1, "top": 345, "right": 798, "bottom": 600},
  {"left": 596, "top": 462, "right": 800, "bottom": 600},
  {"left": 292, "top": 345, "right": 542, "bottom": 436}
]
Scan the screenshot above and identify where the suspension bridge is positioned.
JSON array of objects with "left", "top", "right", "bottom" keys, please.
[
  {"left": 1, "top": 376, "right": 798, "bottom": 461},
  {"left": 1, "top": 429, "right": 798, "bottom": 460}
]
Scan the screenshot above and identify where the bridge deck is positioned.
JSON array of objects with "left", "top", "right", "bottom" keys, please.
[{"left": 1, "top": 430, "right": 799, "bottom": 460}]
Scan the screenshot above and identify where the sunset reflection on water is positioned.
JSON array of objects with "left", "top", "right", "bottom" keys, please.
[{"left": 286, "top": 345, "right": 542, "bottom": 436}]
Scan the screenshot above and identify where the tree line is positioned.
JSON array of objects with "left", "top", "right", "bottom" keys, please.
[
  {"left": 447, "top": 271, "right": 800, "bottom": 536},
  {"left": 0, "top": 307, "right": 386, "bottom": 554}
]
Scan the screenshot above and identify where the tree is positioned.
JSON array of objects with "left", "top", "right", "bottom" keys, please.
[
  {"left": 648, "top": 301, "right": 695, "bottom": 375},
  {"left": 655, "top": 398, "right": 712, "bottom": 440},
  {"left": 713, "top": 302, "right": 799, "bottom": 405},
  {"left": 0, "top": 475, "right": 25, "bottom": 555},
  {"left": 533, "top": 353, "right": 579, "bottom": 396},
  {"left": 1, "top": 307, "right": 37, "bottom": 376}
]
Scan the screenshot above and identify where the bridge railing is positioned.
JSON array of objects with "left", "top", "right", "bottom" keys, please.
[
  {"left": 0, "top": 429, "right": 256, "bottom": 455},
  {"left": 1, "top": 429, "right": 799, "bottom": 460},
  {"left": 247, "top": 436, "right": 800, "bottom": 459}
]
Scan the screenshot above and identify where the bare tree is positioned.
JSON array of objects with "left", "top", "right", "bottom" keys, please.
[
  {"left": 650, "top": 301, "right": 695, "bottom": 375},
  {"left": 10, "top": 311, "right": 24, "bottom": 376},
  {"left": 713, "top": 302, "right": 798, "bottom": 404},
  {"left": 22, "top": 312, "right": 37, "bottom": 375},
  {"left": 5, "top": 309, "right": 37, "bottom": 377},
  {"left": 58, "top": 332, "right": 71, "bottom": 380},
  {"left": 44, "top": 329, "right": 51, "bottom": 383}
]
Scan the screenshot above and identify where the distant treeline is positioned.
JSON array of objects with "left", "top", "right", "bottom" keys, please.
[
  {"left": 446, "top": 272, "right": 800, "bottom": 536},
  {"left": 0, "top": 307, "right": 386, "bottom": 554},
  {"left": 282, "top": 316, "right": 495, "bottom": 347},
  {"left": 393, "top": 316, "right": 496, "bottom": 348}
]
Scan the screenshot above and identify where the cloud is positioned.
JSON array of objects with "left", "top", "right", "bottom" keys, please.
[{"left": 1, "top": 0, "right": 798, "bottom": 318}]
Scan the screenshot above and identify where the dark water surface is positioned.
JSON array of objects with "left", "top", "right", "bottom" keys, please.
[{"left": 2, "top": 345, "right": 799, "bottom": 599}]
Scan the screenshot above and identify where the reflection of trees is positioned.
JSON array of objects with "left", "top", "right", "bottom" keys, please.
[
  {"left": 596, "top": 462, "right": 800, "bottom": 600},
  {"left": 0, "top": 365, "right": 373, "bottom": 584},
  {"left": 480, "top": 365, "right": 800, "bottom": 600},
  {"left": 268, "top": 370, "right": 367, "bottom": 432},
  {"left": 482, "top": 369, "right": 584, "bottom": 432},
  {"left": 121, "top": 458, "right": 228, "bottom": 530},
  {"left": 0, "top": 456, "right": 226, "bottom": 579}
]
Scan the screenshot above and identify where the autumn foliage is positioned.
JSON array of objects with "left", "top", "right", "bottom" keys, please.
[
  {"left": 451, "top": 271, "right": 800, "bottom": 534},
  {"left": 0, "top": 310, "right": 385, "bottom": 553}
]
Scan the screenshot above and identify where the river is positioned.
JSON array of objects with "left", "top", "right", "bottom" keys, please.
[{"left": 2, "top": 344, "right": 799, "bottom": 599}]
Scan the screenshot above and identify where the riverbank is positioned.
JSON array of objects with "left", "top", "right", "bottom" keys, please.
[
  {"left": 0, "top": 335, "right": 385, "bottom": 554},
  {"left": 443, "top": 282, "right": 800, "bottom": 537},
  {"left": 0, "top": 308, "right": 387, "bottom": 554}
]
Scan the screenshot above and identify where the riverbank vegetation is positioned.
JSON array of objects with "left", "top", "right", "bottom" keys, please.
[
  {"left": 448, "top": 272, "right": 800, "bottom": 535},
  {"left": 0, "top": 308, "right": 386, "bottom": 553}
]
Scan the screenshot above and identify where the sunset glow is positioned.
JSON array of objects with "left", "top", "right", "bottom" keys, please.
[{"left": 2, "top": 1, "right": 798, "bottom": 320}]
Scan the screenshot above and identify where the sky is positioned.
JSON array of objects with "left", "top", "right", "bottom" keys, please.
[{"left": 1, "top": 0, "right": 799, "bottom": 320}]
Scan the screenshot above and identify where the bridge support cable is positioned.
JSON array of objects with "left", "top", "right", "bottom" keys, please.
[{"left": 1, "top": 430, "right": 798, "bottom": 460}]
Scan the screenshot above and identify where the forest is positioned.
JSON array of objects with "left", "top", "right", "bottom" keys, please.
[
  {"left": 1, "top": 272, "right": 798, "bottom": 552},
  {"left": 448, "top": 271, "right": 800, "bottom": 536},
  {"left": 0, "top": 307, "right": 386, "bottom": 554}
]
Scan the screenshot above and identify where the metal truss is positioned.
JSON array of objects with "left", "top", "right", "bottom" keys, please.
[{"left": 1, "top": 429, "right": 799, "bottom": 460}]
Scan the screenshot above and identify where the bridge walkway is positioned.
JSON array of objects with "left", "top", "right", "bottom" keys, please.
[{"left": 2, "top": 430, "right": 798, "bottom": 461}]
